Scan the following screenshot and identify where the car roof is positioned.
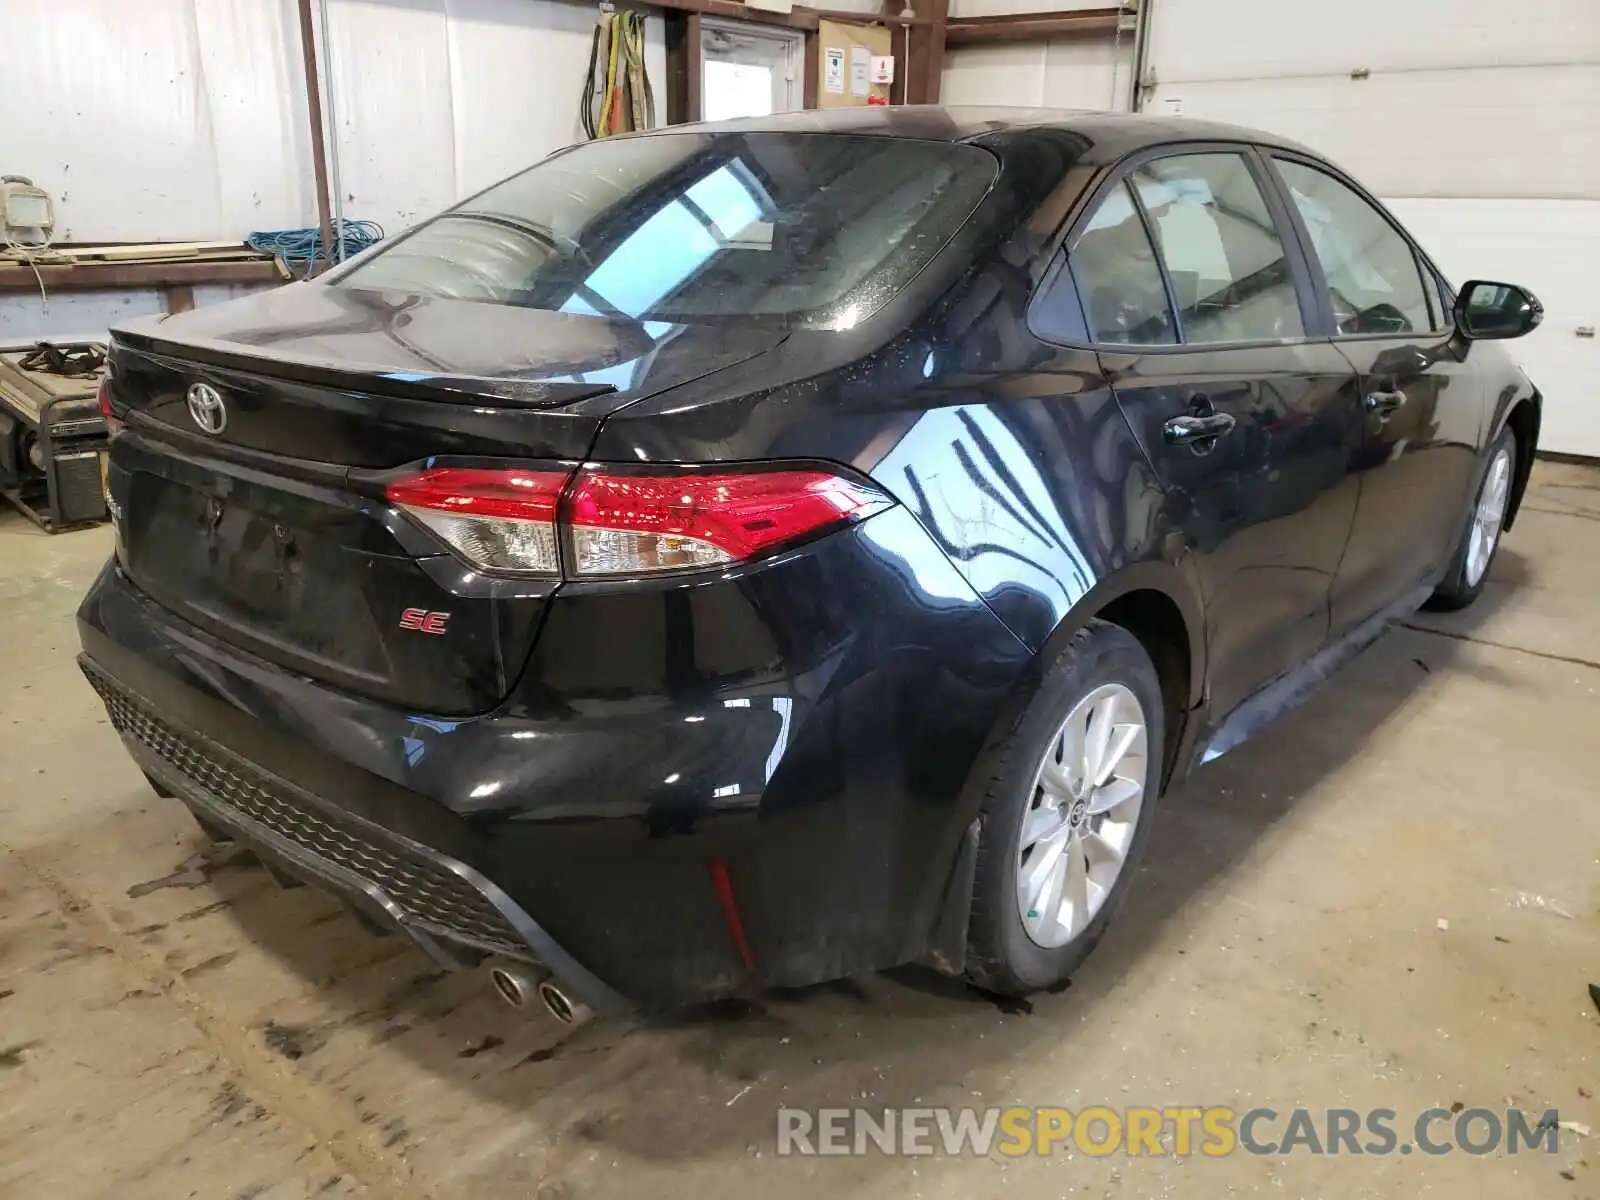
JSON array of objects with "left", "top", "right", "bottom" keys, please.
[{"left": 630, "top": 105, "right": 1322, "bottom": 165}]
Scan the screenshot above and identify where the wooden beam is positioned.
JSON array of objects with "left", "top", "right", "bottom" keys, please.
[
  {"left": 811, "top": 7, "right": 929, "bottom": 24},
  {"left": 0, "top": 260, "right": 285, "bottom": 294},
  {"left": 665, "top": 10, "right": 705, "bottom": 123},
  {"left": 803, "top": 29, "right": 820, "bottom": 107},
  {"left": 637, "top": 0, "right": 819, "bottom": 32},
  {"left": 293, "top": 0, "right": 336, "bottom": 269},
  {"left": 163, "top": 285, "right": 197, "bottom": 315},
  {"left": 945, "top": 8, "right": 1120, "bottom": 45},
  {"left": 637, "top": 0, "right": 935, "bottom": 35},
  {"left": 900, "top": 0, "right": 949, "bottom": 103}
]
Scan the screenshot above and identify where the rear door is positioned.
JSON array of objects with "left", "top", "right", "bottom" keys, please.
[
  {"left": 1266, "top": 155, "right": 1485, "bottom": 633},
  {"left": 1046, "top": 146, "right": 1366, "bottom": 718}
]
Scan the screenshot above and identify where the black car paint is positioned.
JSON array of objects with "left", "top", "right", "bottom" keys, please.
[{"left": 80, "top": 108, "right": 1539, "bottom": 1009}]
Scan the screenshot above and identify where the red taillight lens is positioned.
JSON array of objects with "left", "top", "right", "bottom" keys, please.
[
  {"left": 386, "top": 463, "right": 892, "bottom": 578},
  {"left": 97, "top": 378, "right": 122, "bottom": 434},
  {"left": 566, "top": 467, "right": 891, "bottom": 576},
  {"left": 385, "top": 466, "right": 567, "bottom": 575}
]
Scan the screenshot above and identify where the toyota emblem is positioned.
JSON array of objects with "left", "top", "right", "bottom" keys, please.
[{"left": 186, "top": 382, "right": 227, "bottom": 435}]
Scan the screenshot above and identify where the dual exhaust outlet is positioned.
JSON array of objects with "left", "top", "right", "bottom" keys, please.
[{"left": 487, "top": 961, "right": 593, "bottom": 1026}]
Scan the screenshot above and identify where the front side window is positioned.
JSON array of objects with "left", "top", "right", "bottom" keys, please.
[
  {"left": 1274, "top": 159, "right": 1434, "bottom": 337},
  {"left": 1129, "top": 152, "right": 1305, "bottom": 344},
  {"left": 1066, "top": 181, "right": 1177, "bottom": 346},
  {"left": 334, "top": 133, "right": 998, "bottom": 329}
]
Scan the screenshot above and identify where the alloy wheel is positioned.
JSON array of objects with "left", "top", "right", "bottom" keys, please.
[
  {"left": 1016, "top": 682, "right": 1148, "bottom": 949},
  {"left": 1465, "top": 447, "right": 1513, "bottom": 588}
]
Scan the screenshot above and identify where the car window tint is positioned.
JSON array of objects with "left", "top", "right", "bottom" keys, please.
[
  {"left": 1128, "top": 153, "right": 1305, "bottom": 344},
  {"left": 1068, "top": 181, "right": 1176, "bottom": 346},
  {"left": 1274, "top": 159, "right": 1434, "bottom": 337}
]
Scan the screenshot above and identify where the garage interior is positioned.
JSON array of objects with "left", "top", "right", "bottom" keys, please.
[{"left": 2, "top": 0, "right": 1598, "bottom": 1196}]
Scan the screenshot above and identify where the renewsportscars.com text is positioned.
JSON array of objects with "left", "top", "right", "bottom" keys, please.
[{"left": 776, "top": 1105, "right": 1563, "bottom": 1158}]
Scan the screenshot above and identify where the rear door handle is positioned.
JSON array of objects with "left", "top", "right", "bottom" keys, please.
[
  {"left": 1364, "top": 389, "right": 1406, "bottom": 415},
  {"left": 1163, "top": 412, "right": 1237, "bottom": 447}
]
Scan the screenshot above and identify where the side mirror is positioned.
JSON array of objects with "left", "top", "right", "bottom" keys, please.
[{"left": 1454, "top": 280, "right": 1544, "bottom": 341}]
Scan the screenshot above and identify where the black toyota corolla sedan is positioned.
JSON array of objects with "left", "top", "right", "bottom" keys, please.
[{"left": 80, "top": 107, "right": 1543, "bottom": 1020}]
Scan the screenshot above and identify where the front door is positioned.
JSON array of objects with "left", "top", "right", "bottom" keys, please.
[
  {"left": 1061, "top": 149, "right": 1365, "bottom": 719},
  {"left": 1268, "top": 156, "right": 1485, "bottom": 633}
]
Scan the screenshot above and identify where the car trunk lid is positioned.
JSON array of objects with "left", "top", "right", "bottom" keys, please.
[{"left": 105, "top": 285, "right": 787, "bottom": 714}]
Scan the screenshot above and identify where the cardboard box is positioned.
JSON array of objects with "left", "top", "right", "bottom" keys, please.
[{"left": 816, "top": 20, "right": 893, "bottom": 109}]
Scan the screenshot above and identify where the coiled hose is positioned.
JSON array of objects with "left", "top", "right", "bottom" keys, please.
[{"left": 246, "top": 220, "right": 384, "bottom": 277}]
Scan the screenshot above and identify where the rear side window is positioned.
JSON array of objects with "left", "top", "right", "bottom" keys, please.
[
  {"left": 1273, "top": 159, "right": 1434, "bottom": 336},
  {"left": 333, "top": 132, "right": 998, "bottom": 329},
  {"left": 1129, "top": 152, "right": 1305, "bottom": 344},
  {"left": 1065, "top": 182, "right": 1177, "bottom": 346}
]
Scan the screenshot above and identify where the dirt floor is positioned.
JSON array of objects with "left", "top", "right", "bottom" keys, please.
[{"left": 2, "top": 461, "right": 1597, "bottom": 1199}]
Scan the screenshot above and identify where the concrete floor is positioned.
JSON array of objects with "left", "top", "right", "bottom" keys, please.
[{"left": 2, "top": 462, "right": 1598, "bottom": 1200}]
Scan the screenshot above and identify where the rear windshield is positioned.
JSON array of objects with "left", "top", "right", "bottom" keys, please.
[{"left": 332, "top": 132, "right": 998, "bottom": 328}]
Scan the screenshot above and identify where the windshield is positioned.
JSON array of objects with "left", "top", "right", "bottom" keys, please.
[{"left": 333, "top": 132, "right": 998, "bottom": 328}]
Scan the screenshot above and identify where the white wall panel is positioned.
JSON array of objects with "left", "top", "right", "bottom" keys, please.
[
  {"left": 0, "top": 284, "right": 278, "bottom": 346},
  {"left": 1, "top": 0, "right": 664, "bottom": 341},
  {"left": 942, "top": 36, "right": 1132, "bottom": 110},
  {"left": 444, "top": 0, "right": 666, "bottom": 199},
  {"left": 194, "top": 0, "right": 319, "bottom": 231},
  {"left": 0, "top": 0, "right": 664, "bottom": 243},
  {"left": 4, "top": 0, "right": 224, "bottom": 240},
  {"left": 0, "top": 290, "right": 167, "bottom": 345},
  {"left": 326, "top": 0, "right": 458, "bottom": 232},
  {"left": 1388, "top": 198, "right": 1600, "bottom": 457},
  {"left": 1147, "top": 0, "right": 1600, "bottom": 453},
  {"left": 1148, "top": 0, "right": 1600, "bottom": 80},
  {"left": 1150, "top": 67, "right": 1600, "bottom": 200}
]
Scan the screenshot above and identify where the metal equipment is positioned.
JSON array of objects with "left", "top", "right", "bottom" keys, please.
[{"left": 0, "top": 342, "right": 111, "bottom": 532}]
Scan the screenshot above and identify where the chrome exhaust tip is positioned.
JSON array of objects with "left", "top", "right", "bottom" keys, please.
[
  {"left": 536, "top": 979, "right": 593, "bottom": 1027},
  {"left": 488, "top": 962, "right": 545, "bottom": 1010}
]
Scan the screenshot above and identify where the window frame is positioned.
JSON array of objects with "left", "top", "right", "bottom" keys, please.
[
  {"left": 1026, "top": 139, "right": 1326, "bottom": 353},
  {"left": 1261, "top": 151, "right": 1457, "bottom": 341}
]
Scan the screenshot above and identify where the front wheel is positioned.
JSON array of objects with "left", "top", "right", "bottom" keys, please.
[
  {"left": 964, "top": 620, "right": 1163, "bottom": 996},
  {"left": 1426, "top": 425, "right": 1516, "bottom": 612}
]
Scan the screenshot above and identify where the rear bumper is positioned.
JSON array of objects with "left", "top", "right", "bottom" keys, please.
[
  {"left": 81, "top": 657, "right": 626, "bottom": 1014},
  {"left": 78, "top": 507, "right": 1033, "bottom": 1008}
]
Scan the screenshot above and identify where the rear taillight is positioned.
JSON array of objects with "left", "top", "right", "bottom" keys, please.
[
  {"left": 386, "top": 466, "right": 567, "bottom": 575},
  {"left": 385, "top": 464, "right": 892, "bottom": 578},
  {"left": 566, "top": 467, "right": 889, "bottom": 575},
  {"left": 97, "top": 378, "right": 122, "bottom": 435}
]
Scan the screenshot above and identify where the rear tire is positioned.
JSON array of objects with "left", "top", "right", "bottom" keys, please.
[
  {"left": 1426, "top": 425, "right": 1516, "bottom": 612},
  {"left": 965, "top": 620, "right": 1163, "bottom": 996}
]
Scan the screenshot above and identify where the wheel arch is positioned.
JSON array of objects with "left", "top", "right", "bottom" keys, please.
[
  {"left": 920, "top": 561, "right": 1205, "bottom": 975},
  {"left": 1497, "top": 389, "right": 1541, "bottom": 533},
  {"left": 1033, "top": 562, "right": 1205, "bottom": 788}
]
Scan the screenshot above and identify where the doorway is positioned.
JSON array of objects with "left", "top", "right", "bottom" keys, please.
[{"left": 700, "top": 20, "right": 803, "bottom": 121}]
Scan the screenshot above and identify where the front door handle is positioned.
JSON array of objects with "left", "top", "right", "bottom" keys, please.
[
  {"left": 1364, "top": 389, "right": 1406, "bottom": 415},
  {"left": 1163, "top": 412, "right": 1237, "bottom": 447}
]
